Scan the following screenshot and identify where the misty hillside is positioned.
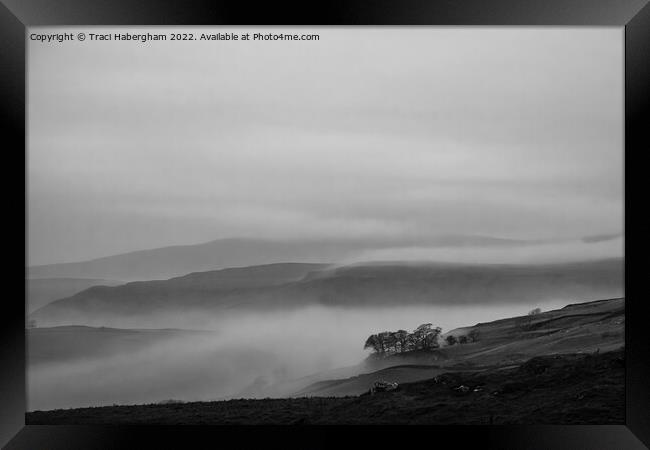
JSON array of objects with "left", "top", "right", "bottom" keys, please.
[
  {"left": 29, "top": 262, "right": 330, "bottom": 325},
  {"left": 27, "top": 278, "right": 122, "bottom": 313},
  {"left": 31, "top": 258, "right": 623, "bottom": 327},
  {"left": 293, "top": 297, "right": 624, "bottom": 398},
  {"left": 27, "top": 238, "right": 342, "bottom": 281},
  {"left": 290, "top": 258, "right": 622, "bottom": 307},
  {"left": 26, "top": 235, "right": 541, "bottom": 281},
  {"left": 27, "top": 299, "right": 625, "bottom": 424}
]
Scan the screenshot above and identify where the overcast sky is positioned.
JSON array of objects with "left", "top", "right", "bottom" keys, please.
[{"left": 28, "top": 27, "right": 623, "bottom": 265}]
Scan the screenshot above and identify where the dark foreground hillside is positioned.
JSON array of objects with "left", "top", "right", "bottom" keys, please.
[{"left": 27, "top": 348, "right": 624, "bottom": 425}]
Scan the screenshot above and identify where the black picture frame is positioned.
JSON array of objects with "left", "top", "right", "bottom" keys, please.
[{"left": 2, "top": 0, "right": 649, "bottom": 448}]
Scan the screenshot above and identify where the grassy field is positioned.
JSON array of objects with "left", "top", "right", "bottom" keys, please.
[{"left": 26, "top": 348, "right": 624, "bottom": 425}]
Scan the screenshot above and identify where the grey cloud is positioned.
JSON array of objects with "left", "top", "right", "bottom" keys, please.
[{"left": 28, "top": 27, "right": 623, "bottom": 264}]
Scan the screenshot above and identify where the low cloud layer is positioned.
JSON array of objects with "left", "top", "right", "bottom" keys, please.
[
  {"left": 29, "top": 301, "right": 576, "bottom": 410},
  {"left": 350, "top": 236, "right": 624, "bottom": 265}
]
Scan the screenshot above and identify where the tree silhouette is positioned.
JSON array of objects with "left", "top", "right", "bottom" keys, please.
[
  {"left": 364, "top": 323, "right": 444, "bottom": 354},
  {"left": 364, "top": 334, "right": 382, "bottom": 353},
  {"left": 413, "top": 323, "right": 433, "bottom": 350},
  {"left": 394, "top": 330, "right": 410, "bottom": 353},
  {"left": 378, "top": 331, "right": 393, "bottom": 353},
  {"left": 423, "top": 327, "right": 442, "bottom": 349}
]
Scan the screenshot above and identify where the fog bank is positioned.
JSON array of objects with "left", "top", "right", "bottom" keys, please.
[
  {"left": 349, "top": 236, "right": 623, "bottom": 265},
  {"left": 29, "top": 299, "right": 581, "bottom": 410}
]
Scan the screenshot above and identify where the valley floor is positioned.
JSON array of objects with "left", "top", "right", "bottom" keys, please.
[{"left": 26, "top": 348, "right": 624, "bottom": 425}]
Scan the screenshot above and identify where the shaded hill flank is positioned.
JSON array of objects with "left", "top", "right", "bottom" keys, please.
[
  {"left": 26, "top": 348, "right": 624, "bottom": 425},
  {"left": 27, "top": 278, "right": 122, "bottom": 313},
  {"left": 30, "top": 262, "right": 329, "bottom": 324},
  {"left": 31, "top": 259, "right": 623, "bottom": 326}
]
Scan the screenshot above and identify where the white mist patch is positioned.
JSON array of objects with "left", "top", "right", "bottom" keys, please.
[
  {"left": 28, "top": 299, "right": 576, "bottom": 410},
  {"left": 347, "top": 237, "right": 623, "bottom": 265}
]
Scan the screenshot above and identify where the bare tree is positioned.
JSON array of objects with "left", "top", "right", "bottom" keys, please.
[
  {"left": 377, "top": 331, "right": 392, "bottom": 353},
  {"left": 423, "top": 326, "right": 443, "bottom": 349},
  {"left": 365, "top": 323, "right": 443, "bottom": 354},
  {"left": 404, "top": 333, "right": 417, "bottom": 352},
  {"left": 364, "top": 334, "right": 382, "bottom": 353},
  {"left": 394, "top": 330, "right": 410, "bottom": 353},
  {"left": 413, "top": 323, "right": 433, "bottom": 350}
]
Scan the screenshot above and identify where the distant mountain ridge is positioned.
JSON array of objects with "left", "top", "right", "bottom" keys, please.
[
  {"left": 28, "top": 238, "right": 343, "bottom": 281},
  {"left": 27, "top": 234, "right": 620, "bottom": 282}
]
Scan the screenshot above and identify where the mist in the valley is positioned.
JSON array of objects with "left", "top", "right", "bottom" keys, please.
[{"left": 29, "top": 299, "right": 579, "bottom": 411}]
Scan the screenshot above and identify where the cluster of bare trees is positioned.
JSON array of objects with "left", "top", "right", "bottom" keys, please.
[
  {"left": 517, "top": 307, "right": 543, "bottom": 331},
  {"left": 365, "top": 324, "right": 482, "bottom": 354},
  {"left": 364, "top": 323, "right": 443, "bottom": 354},
  {"left": 445, "top": 329, "right": 479, "bottom": 346}
]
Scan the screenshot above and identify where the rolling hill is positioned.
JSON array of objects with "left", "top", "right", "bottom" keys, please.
[
  {"left": 30, "top": 258, "right": 623, "bottom": 327},
  {"left": 293, "top": 297, "right": 624, "bottom": 397},
  {"left": 27, "top": 278, "right": 122, "bottom": 313}
]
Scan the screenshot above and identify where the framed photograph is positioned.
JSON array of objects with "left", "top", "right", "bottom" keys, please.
[{"left": 2, "top": 0, "right": 649, "bottom": 448}]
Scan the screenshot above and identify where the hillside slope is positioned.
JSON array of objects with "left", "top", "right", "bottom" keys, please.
[
  {"left": 30, "top": 263, "right": 329, "bottom": 325},
  {"left": 293, "top": 297, "right": 624, "bottom": 397},
  {"left": 31, "top": 259, "right": 623, "bottom": 327},
  {"left": 27, "top": 278, "right": 122, "bottom": 313}
]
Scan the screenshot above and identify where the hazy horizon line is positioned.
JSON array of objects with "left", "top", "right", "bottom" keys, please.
[{"left": 26, "top": 231, "right": 624, "bottom": 267}]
